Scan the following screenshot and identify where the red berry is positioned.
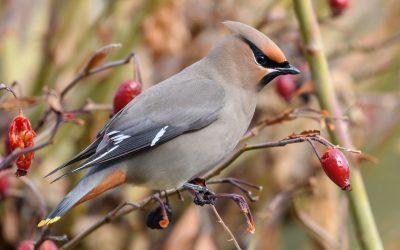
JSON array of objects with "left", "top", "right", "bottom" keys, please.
[
  {"left": 17, "top": 240, "right": 58, "bottom": 250},
  {"left": 8, "top": 112, "right": 37, "bottom": 176},
  {"left": 63, "top": 112, "right": 75, "bottom": 121},
  {"left": 329, "top": 0, "right": 349, "bottom": 13},
  {"left": 112, "top": 79, "right": 142, "bottom": 114},
  {"left": 17, "top": 240, "right": 34, "bottom": 250},
  {"left": 0, "top": 173, "right": 10, "bottom": 198},
  {"left": 276, "top": 75, "right": 296, "bottom": 102},
  {"left": 320, "top": 148, "right": 351, "bottom": 190},
  {"left": 39, "top": 240, "right": 58, "bottom": 250}
]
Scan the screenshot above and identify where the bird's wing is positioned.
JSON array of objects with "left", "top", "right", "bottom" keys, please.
[
  {"left": 44, "top": 136, "right": 102, "bottom": 177},
  {"left": 49, "top": 77, "right": 225, "bottom": 182}
]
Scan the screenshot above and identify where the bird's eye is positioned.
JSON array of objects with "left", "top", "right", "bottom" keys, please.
[{"left": 256, "top": 55, "right": 267, "bottom": 66}]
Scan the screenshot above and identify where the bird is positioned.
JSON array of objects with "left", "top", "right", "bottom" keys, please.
[{"left": 38, "top": 21, "right": 299, "bottom": 227}]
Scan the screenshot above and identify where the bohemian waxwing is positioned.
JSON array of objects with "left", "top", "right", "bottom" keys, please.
[{"left": 38, "top": 21, "right": 299, "bottom": 227}]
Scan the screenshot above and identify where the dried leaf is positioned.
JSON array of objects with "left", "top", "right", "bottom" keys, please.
[
  {"left": 229, "top": 194, "right": 255, "bottom": 234},
  {"left": 0, "top": 97, "right": 42, "bottom": 110},
  {"left": 83, "top": 43, "right": 122, "bottom": 73},
  {"left": 293, "top": 79, "right": 315, "bottom": 97},
  {"left": 354, "top": 153, "right": 379, "bottom": 164},
  {"left": 70, "top": 118, "right": 85, "bottom": 126},
  {"left": 288, "top": 130, "right": 321, "bottom": 139}
]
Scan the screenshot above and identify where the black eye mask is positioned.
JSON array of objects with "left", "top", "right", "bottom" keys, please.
[{"left": 239, "top": 36, "right": 290, "bottom": 69}]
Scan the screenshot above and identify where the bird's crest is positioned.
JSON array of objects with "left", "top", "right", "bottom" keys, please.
[{"left": 222, "top": 21, "right": 287, "bottom": 63}]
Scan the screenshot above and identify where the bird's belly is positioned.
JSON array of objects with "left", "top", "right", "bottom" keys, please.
[{"left": 124, "top": 120, "right": 246, "bottom": 190}]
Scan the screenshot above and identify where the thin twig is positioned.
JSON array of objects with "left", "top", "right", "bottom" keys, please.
[
  {"left": 35, "top": 51, "right": 135, "bottom": 131},
  {"left": 59, "top": 198, "right": 150, "bottom": 250},
  {"left": 329, "top": 32, "right": 400, "bottom": 60},
  {"left": 210, "top": 205, "right": 242, "bottom": 250},
  {"left": 295, "top": 210, "right": 340, "bottom": 250},
  {"left": 241, "top": 108, "right": 348, "bottom": 141},
  {"left": 19, "top": 177, "right": 47, "bottom": 219},
  {"left": 1, "top": 51, "right": 135, "bottom": 170},
  {"left": 60, "top": 52, "right": 134, "bottom": 99}
]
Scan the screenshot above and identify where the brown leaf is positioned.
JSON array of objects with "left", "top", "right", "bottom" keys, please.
[
  {"left": 0, "top": 97, "right": 42, "bottom": 110},
  {"left": 354, "top": 153, "right": 379, "bottom": 164},
  {"left": 83, "top": 43, "right": 122, "bottom": 73},
  {"left": 293, "top": 79, "right": 315, "bottom": 97},
  {"left": 70, "top": 118, "right": 85, "bottom": 126},
  {"left": 288, "top": 130, "right": 321, "bottom": 139}
]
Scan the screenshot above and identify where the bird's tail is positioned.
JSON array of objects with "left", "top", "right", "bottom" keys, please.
[{"left": 37, "top": 168, "right": 127, "bottom": 227}]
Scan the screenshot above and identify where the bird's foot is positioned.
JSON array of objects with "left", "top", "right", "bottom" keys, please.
[
  {"left": 184, "top": 178, "right": 256, "bottom": 233},
  {"left": 183, "top": 178, "right": 216, "bottom": 206},
  {"left": 206, "top": 177, "right": 262, "bottom": 202}
]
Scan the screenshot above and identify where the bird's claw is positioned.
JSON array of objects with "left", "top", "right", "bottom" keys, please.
[{"left": 183, "top": 180, "right": 216, "bottom": 206}]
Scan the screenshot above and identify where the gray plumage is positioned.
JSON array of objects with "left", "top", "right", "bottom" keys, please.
[{"left": 39, "top": 21, "right": 299, "bottom": 227}]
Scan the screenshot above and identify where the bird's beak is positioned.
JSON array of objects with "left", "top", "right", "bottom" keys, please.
[{"left": 276, "top": 64, "right": 300, "bottom": 75}]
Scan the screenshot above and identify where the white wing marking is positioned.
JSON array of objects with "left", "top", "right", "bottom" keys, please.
[
  {"left": 150, "top": 126, "right": 168, "bottom": 146},
  {"left": 110, "top": 134, "right": 131, "bottom": 144},
  {"left": 72, "top": 145, "right": 119, "bottom": 173}
]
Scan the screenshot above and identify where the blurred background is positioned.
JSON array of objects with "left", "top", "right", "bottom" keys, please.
[{"left": 0, "top": 0, "right": 399, "bottom": 249}]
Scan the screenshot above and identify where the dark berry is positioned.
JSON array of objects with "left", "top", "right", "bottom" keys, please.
[{"left": 146, "top": 203, "right": 172, "bottom": 229}]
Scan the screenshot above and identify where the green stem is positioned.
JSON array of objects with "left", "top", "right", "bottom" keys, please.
[{"left": 292, "top": 1, "right": 383, "bottom": 249}]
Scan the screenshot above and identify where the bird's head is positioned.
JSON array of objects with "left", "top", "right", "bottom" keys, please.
[{"left": 206, "top": 21, "right": 300, "bottom": 91}]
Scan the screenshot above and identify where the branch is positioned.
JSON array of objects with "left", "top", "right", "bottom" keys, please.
[
  {"left": 294, "top": 209, "right": 340, "bottom": 250},
  {"left": 20, "top": 177, "right": 47, "bottom": 219},
  {"left": 35, "top": 51, "right": 135, "bottom": 131},
  {"left": 60, "top": 52, "right": 134, "bottom": 99},
  {"left": 210, "top": 205, "right": 242, "bottom": 250},
  {"left": 328, "top": 32, "right": 400, "bottom": 60},
  {"left": 241, "top": 108, "right": 348, "bottom": 141},
  {"left": 0, "top": 50, "right": 135, "bottom": 171}
]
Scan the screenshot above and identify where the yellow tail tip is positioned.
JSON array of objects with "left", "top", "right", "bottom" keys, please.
[{"left": 37, "top": 216, "right": 61, "bottom": 227}]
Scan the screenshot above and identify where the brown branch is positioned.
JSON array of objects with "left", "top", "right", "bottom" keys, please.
[
  {"left": 0, "top": 83, "right": 18, "bottom": 100},
  {"left": 329, "top": 32, "right": 400, "bottom": 60},
  {"left": 210, "top": 205, "right": 242, "bottom": 250},
  {"left": 1, "top": 50, "right": 135, "bottom": 170},
  {"left": 67, "top": 99, "right": 112, "bottom": 114},
  {"left": 241, "top": 108, "right": 348, "bottom": 141},
  {"left": 35, "top": 51, "right": 135, "bottom": 131},
  {"left": 60, "top": 52, "right": 134, "bottom": 99},
  {"left": 20, "top": 177, "right": 47, "bottom": 219},
  {"left": 295, "top": 210, "right": 340, "bottom": 250}
]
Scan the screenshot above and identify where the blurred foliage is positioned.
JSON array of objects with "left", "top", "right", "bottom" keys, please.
[{"left": 0, "top": 0, "right": 399, "bottom": 249}]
